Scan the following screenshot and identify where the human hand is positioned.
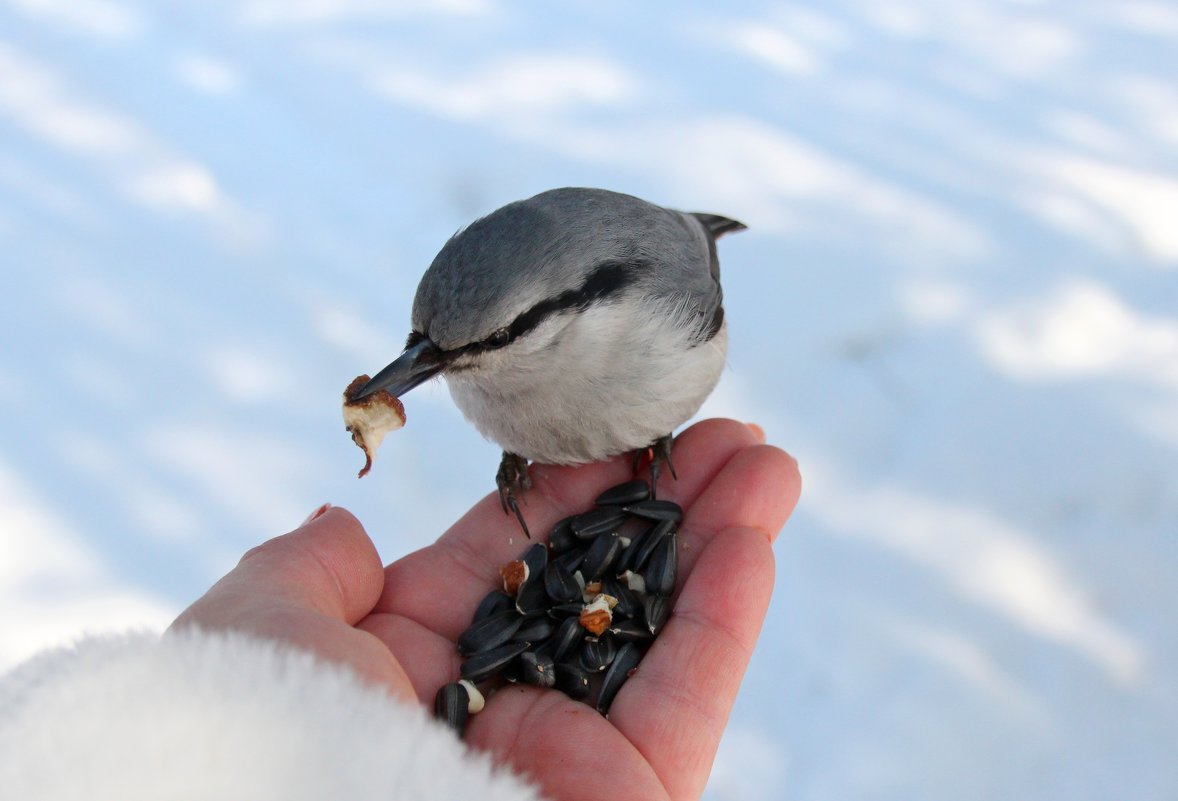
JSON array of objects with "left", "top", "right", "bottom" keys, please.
[{"left": 171, "top": 418, "right": 801, "bottom": 801}]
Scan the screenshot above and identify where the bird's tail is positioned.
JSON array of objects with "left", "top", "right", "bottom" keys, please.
[{"left": 690, "top": 213, "right": 748, "bottom": 239}]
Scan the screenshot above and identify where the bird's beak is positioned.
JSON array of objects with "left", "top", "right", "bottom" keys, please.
[{"left": 352, "top": 337, "right": 447, "bottom": 400}]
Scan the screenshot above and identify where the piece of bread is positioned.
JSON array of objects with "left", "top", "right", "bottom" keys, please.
[{"left": 342, "top": 375, "right": 406, "bottom": 478}]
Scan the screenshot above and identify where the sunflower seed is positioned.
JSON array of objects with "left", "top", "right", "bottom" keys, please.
[
  {"left": 614, "top": 525, "right": 649, "bottom": 574},
  {"left": 458, "top": 608, "right": 524, "bottom": 655},
  {"left": 643, "top": 594, "right": 671, "bottom": 636},
  {"left": 458, "top": 679, "right": 484, "bottom": 713},
  {"left": 623, "top": 498, "right": 683, "bottom": 523},
  {"left": 547, "top": 601, "right": 585, "bottom": 618},
  {"left": 580, "top": 634, "right": 618, "bottom": 672},
  {"left": 434, "top": 682, "right": 469, "bottom": 735},
  {"left": 520, "top": 542, "right": 548, "bottom": 576},
  {"left": 601, "top": 576, "right": 641, "bottom": 619},
  {"left": 544, "top": 560, "right": 582, "bottom": 604},
  {"left": 580, "top": 531, "right": 623, "bottom": 581},
  {"left": 499, "top": 655, "right": 524, "bottom": 684},
  {"left": 549, "top": 515, "right": 577, "bottom": 553},
  {"left": 555, "top": 662, "right": 592, "bottom": 700},
  {"left": 512, "top": 615, "right": 555, "bottom": 644},
  {"left": 570, "top": 506, "right": 627, "bottom": 540},
  {"left": 608, "top": 618, "right": 655, "bottom": 643},
  {"left": 595, "top": 479, "right": 651, "bottom": 507},
  {"left": 520, "top": 650, "right": 557, "bottom": 688},
  {"left": 631, "top": 518, "right": 674, "bottom": 572},
  {"left": 553, "top": 547, "right": 586, "bottom": 573},
  {"left": 471, "top": 589, "right": 514, "bottom": 624},
  {"left": 460, "top": 640, "right": 529, "bottom": 684},
  {"left": 550, "top": 615, "right": 585, "bottom": 663},
  {"left": 597, "top": 642, "right": 643, "bottom": 715},
  {"left": 515, "top": 578, "right": 550, "bottom": 616},
  {"left": 644, "top": 530, "right": 677, "bottom": 597}
]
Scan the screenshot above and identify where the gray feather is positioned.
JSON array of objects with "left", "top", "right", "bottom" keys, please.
[{"left": 412, "top": 188, "right": 735, "bottom": 351}]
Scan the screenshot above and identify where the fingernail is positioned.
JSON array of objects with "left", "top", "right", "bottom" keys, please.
[
  {"left": 301, "top": 503, "right": 332, "bottom": 526},
  {"left": 746, "top": 423, "right": 766, "bottom": 443}
]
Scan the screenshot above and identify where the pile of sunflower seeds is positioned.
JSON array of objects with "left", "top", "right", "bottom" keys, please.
[{"left": 433, "top": 478, "right": 681, "bottom": 735}]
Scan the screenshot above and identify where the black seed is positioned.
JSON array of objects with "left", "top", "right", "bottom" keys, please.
[
  {"left": 632, "top": 519, "right": 674, "bottom": 572},
  {"left": 520, "top": 650, "right": 557, "bottom": 688},
  {"left": 458, "top": 608, "right": 523, "bottom": 655},
  {"left": 623, "top": 499, "right": 683, "bottom": 523},
  {"left": 601, "top": 577, "right": 641, "bottom": 619},
  {"left": 547, "top": 601, "right": 585, "bottom": 618},
  {"left": 570, "top": 507, "right": 627, "bottom": 540},
  {"left": 549, "top": 516, "right": 578, "bottom": 553},
  {"left": 553, "top": 547, "right": 586, "bottom": 574},
  {"left": 644, "top": 530, "right": 678, "bottom": 597},
  {"left": 555, "top": 662, "right": 592, "bottom": 700},
  {"left": 643, "top": 594, "right": 671, "bottom": 636},
  {"left": 471, "top": 589, "right": 514, "bottom": 624},
  {"left": 580, "top": 634, "right": 618, "bottom": 673},
  {"left": 615, "top": 524, "right": 650, "bottom": 574},
  {"left": 519, "top": 542, "right": 548, "bottom": 576},
  {"left": 460, "top": 640, "right": 530, "bottom": 683},
  {"left": 598, "top": 642, "right": 642, "bottom": 715},
  {"left": 595, "top": 479, "right": 651, "bottom": 507},
  {"left": 513, "top": 615, "right": 555, "bottom": 644},
  {"left": 608, "top": 618, "right": 655, "bottom": 643},
  {"left": 434, "top": 682, "right": 469, "bottom": 735},
  {"left": 550, "top": 616, "right": 585, "bottom": 663},
  {"left": 515, "top": 572, "right": 551, "bottom": 616},
  {"left": 544, "top": 560, "right": 582, "bottom": 604},
  {"left": 580, "top": 531, "right": 623, "bottom": 582},
  {"left": 500, "top": 656, "right": 524, "bottom": 684}
]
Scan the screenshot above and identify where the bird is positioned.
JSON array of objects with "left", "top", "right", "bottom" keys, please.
[{"left": 351, "top": 187, "right": 745, "bottom": 535}]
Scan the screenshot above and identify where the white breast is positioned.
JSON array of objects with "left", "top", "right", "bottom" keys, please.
[{"left": 445, "top": 300, "right": 727, "bottom": 465}]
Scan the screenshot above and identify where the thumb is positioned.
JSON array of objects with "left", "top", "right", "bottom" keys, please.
[{"left": 175, "top": 505, "right": 385, "bottom": 629}]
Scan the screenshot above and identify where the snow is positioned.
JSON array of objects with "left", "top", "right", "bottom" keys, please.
[{"left": 2, "top": 2, "right": 1175, "bottom": 798}]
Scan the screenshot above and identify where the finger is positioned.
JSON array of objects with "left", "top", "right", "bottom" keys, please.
[
  {"left": 610, "top": 445, "right": 801, "bottom": 800},
  {"left": 179, "top": 506, "right": 386, "bottom": 626},
  {"left": 355, "top": 612, "right": 462, "bottom": 704},
  {"left": 672, "top": 440, "right": 800, "bottom": 581},
  {"left": 373, "top": 419, "right": 762, "bottom": 642},
  {"left": 465, "top": 687, "right": 668, "bottom": 801},
  {"left": 171, "top": 506, "right": 416, "bottom": 697}
]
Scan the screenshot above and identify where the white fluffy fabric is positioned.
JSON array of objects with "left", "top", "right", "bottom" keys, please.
[{"left": 0, "top": 629, "right": 547, "bottom": 800}]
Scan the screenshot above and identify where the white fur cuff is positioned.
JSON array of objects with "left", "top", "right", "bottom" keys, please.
[{"left": 0, "top": 629, "right": 546, "bottom": 801}]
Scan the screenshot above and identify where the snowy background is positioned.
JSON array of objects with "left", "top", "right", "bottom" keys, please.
[{"left": 2, "top": 1, "right": 1176, "bottom": 799}]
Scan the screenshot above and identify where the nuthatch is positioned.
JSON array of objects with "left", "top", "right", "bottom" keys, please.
[{"left": 353, "top": 187, "right": 745, "bottom": 534}]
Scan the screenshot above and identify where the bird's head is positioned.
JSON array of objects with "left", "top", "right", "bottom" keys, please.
[{"left": 350, "top": 189, "right": 653, "bottom": 403}]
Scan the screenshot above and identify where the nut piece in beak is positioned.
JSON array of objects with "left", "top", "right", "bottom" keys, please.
[{"left": 342, "top": 374, "right": 406, "bottom": 478}]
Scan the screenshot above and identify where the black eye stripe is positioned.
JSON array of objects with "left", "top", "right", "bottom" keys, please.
[
  {"left": 506, "top": 260, "right": 639, "bottom": 343},
  {"left": 452, "top": 259, "right": 641, "bottom": 357}
]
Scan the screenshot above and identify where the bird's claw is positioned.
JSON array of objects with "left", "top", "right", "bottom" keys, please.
[
  {"left": 496, "top": 452, "right": 532, "bottom": 538},
  {"left": 637, "top": 433, "right": 677, "bottom": 499}
]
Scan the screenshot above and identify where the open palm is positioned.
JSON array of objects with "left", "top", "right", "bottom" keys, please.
[{"left": 173, "top": 418, "right": 800, "bottom": 801}]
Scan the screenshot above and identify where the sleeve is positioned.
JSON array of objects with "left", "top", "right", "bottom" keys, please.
[{"left": 0, "top": 628, "right": 548, "bottom": 801}]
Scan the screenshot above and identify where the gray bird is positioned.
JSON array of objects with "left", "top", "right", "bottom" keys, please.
[{"left": 352, "top": 187, "right": 745, "bottom": 534}]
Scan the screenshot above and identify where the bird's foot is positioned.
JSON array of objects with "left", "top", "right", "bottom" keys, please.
[
  {"left": 635, "top": 433, "right": 677, "bottom": 499},
  {"left": 496, "top": 451, "right": 532, "bottom": 538}
]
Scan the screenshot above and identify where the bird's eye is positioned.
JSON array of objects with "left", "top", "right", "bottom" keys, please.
[{"left": 486, "top": 328, "right": 511, "bottom": 349}]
